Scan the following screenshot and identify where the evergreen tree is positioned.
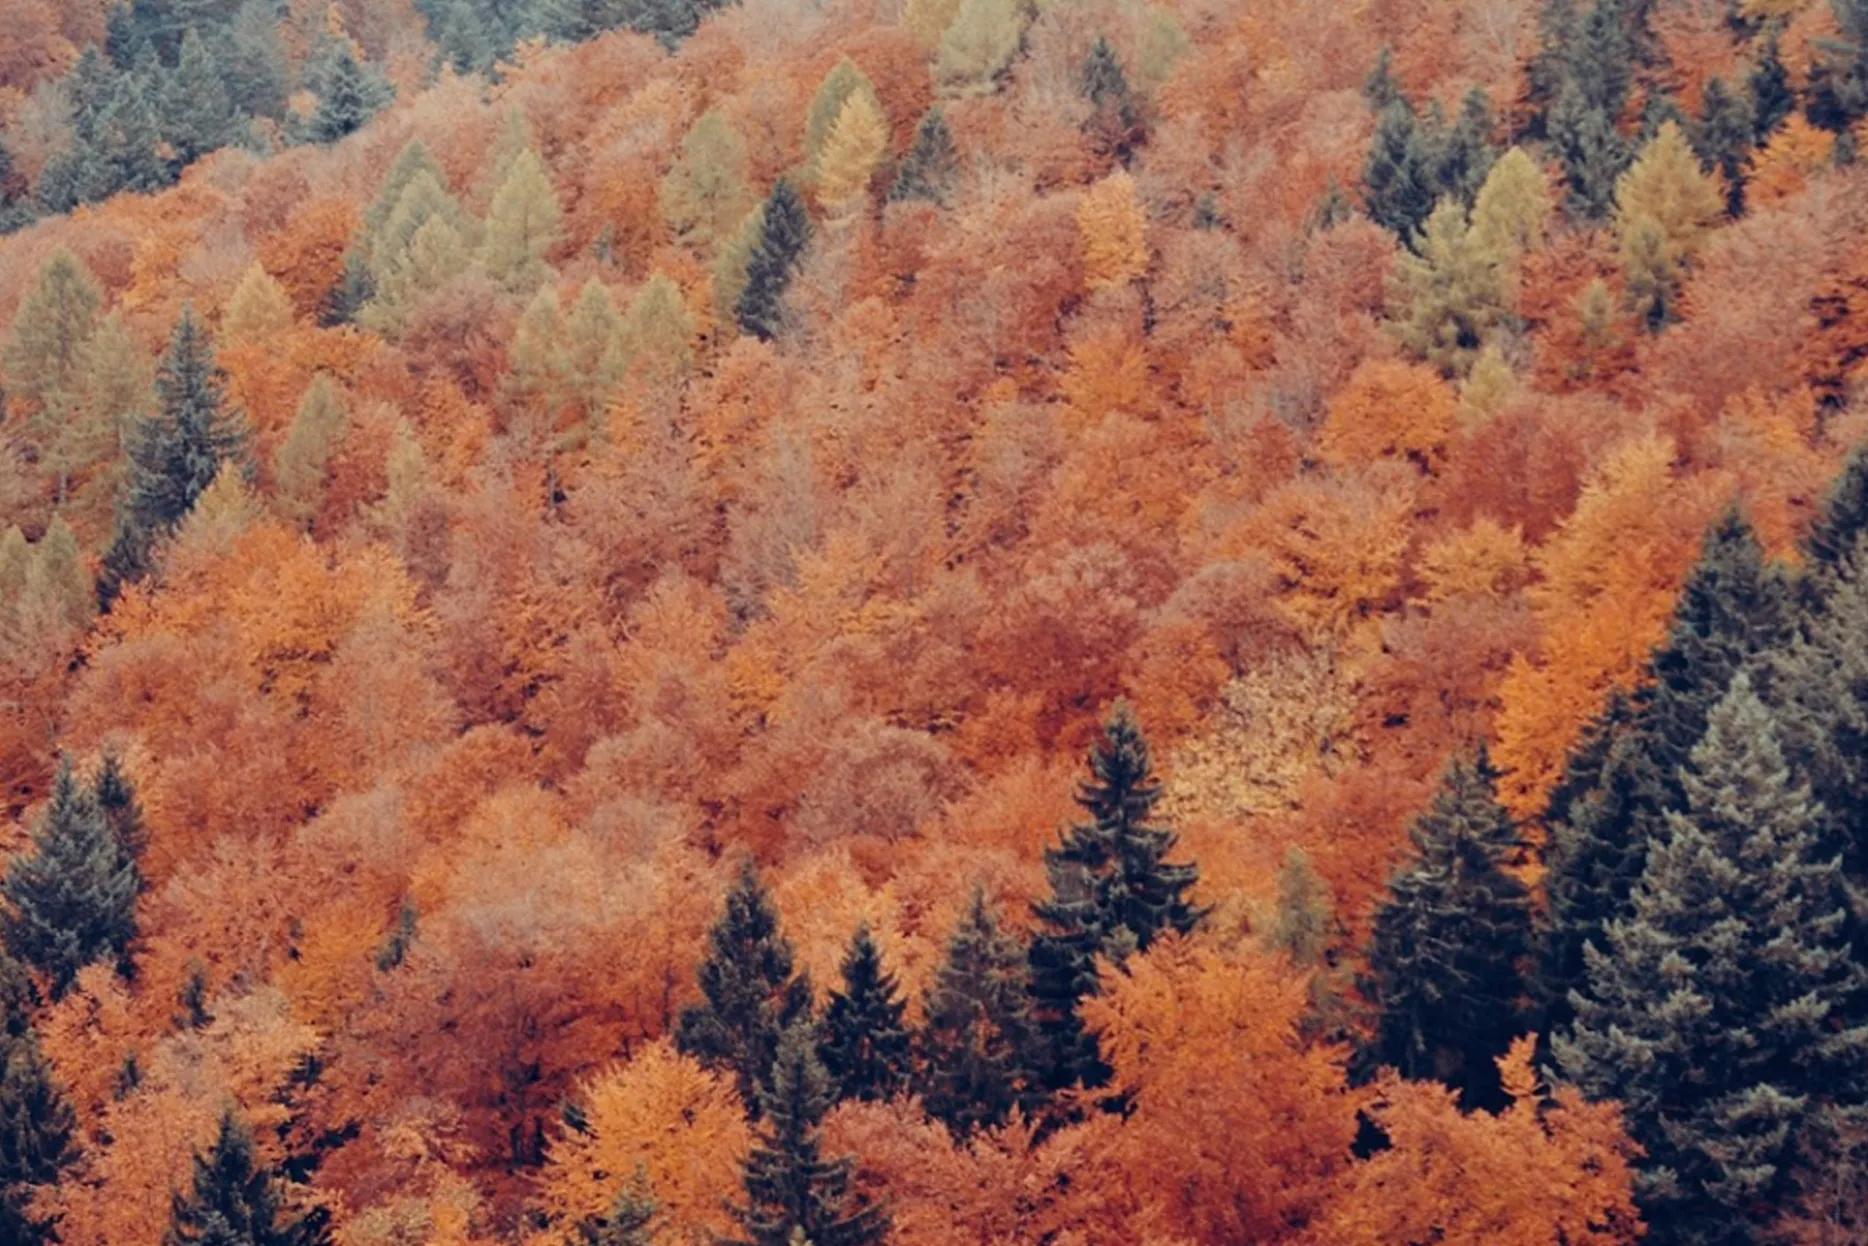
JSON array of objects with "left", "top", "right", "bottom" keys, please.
[
  {"left": 1749, "top": 28, "right": 1794, "bottom": 143},
  {"left": 94, "top": 751, "right": 146, "bottom": 865},
  {"left": 100, "top": 306, "right": 249, "bottom": 605},
  {"left": 887, "top": 108, "right": 958, "bottom": 205},
  {"left": 803, "top": 59, "right": 883, "bottom": 180},
  {"left": 430, "top": 0, "right": 501, "bottom": 73},
  {"left": 535, "top": 0, "right": 631, "bottom": 42},
  {"left": 1436, "top": 87, "right": 1499, "bottom": 205},
  {"left": 1808, "top": 0, "right": 1868, "bottom": 130},
  {"left": 819, "top": 925, "right": 911, "bottom": 1104},
  {"left": 1802, "top": 444, "right": 1868, "bottom": 593},
  {"left": 1555, "top": 676, "right": 1868, "bottom": 1245},
  {"left": 1692, "top": 76, "right": 1753, "bottom": 216},
  {"left": 1364, "top": 44, "right": 1403, "bottom": 110},
  {"left": 675, "top": 861, "right": 813, "bottom": 1112},
  {"left": 1, "top": 758, "right": 141, "bottom": 998},
  {"left": 0, "top": 953, "right": 77, "bottom": 1246},
  {"left": 575, "top": 1169, "right": 659, "bottom": 1246},
  {"left": 361, "top": 141, "right": 451, "bottom": 257},
  {"left": 1470, "top": 145, "right": 1554, "bottom": 257},
  {"left": 101, "top": 73, "right": 176, "bottom": 194},
  {"left": 481, "top": 148, "right": 564, "bottom": 292},
  {"left": 164, "top": 1107, "right": 331, "bottom": 1246},
  {"left": 224, "top": 1, "right": 290, "bottom": 120},
  {"left": 298, "top": 35, "right": 392, "bottom": 145},
  {"left": 162, "top": 27, "right": 240, "bottom": 165},
  {"left": 1615, "top": 121, "right": 1724, "bottom": 330},
  {"left": 1028, "top": 702, "right": 1202, "bottom": 1091},
  {"left": 618, "top": 272, "right": 693, "bottom": 385},
  {"left": 1362, "top": 750, "right": 1531, "bottom": 1111},
  {"left": 1362, "top": 100, "right": 1440, "bottom": 241},
  {"left": 917, "top": 890, "right": 1040, "bottom": 1136},
  {"left": 319, "top": 252, "right": 374, "bottom": 328},
  {"left": 1080, "top": 35, "right": 1140, "bottom": 159},
  {"left": 728, "top": 1020, "right": 889, "bottom": 1246},
  {"left": 106, "top": 3, "right": 146, "bottom": 69},
  {"left": 1549, "top": 78, "right": 1631, "bottom": 219},
  {"left": 734, "top": 178, "right": 810, "bottom": 341}
]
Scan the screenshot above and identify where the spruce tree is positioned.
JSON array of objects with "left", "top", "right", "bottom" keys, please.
[
  {"left": 298, "top": 35, "right": 392, "bottom": 145},
  {"left": 734, "top": 178, "right": 810, "bottom": 341},
  {"left": 162, "top": 27, "right": 240, "bottom": 166},
  {"left": 1749, "top": 28, "right": 1794, "bottom": 143},
  {"left": 728, "top": 1020, "right": 889, "bottom": 1246},
  {"left": 1080, "top": 35, "right": 1140, "bottom": 159},
  {"left": 819, "top": 925, "right": 911, "bottom": 1104},
  {"left": 1692, "top": 76, "right": 1753, "bottom": 216},
  {"left": 1808, "top": 0, "right": 1868, "bottom": 130},
  {"left": 95, "top": 751, "right": 146, "bottom": 864},
  {"left": 1555, "top": 676, "right": 1868, "bottom": 1245},
  {"left": 1362, "top": 100, "right": 1440, "bottom": 241},
  {"left": 0, "top": 954, "right": 77, "bottom": 1246},
  {"left": 100, "top": 306, "right": 249, "bottom": 605},
  {"left": 887, "top": 108, "right": 958, "bottom": 205},
  {"left": 1028, "top": 702, "right": 1202, "bottom": 1092},
  {"left": 1549, "top": 79, "right": 1630, "bottom": 219},
  {"left": 101, "top": 73, "right": 176, "bottom": 195},
  {"left": 164, "top": 1107, "right": 331, "bottom": 1246},
  {"left": 675, "top": 861, "right": 813, "bottom": 1112},
  {"left": 1361, "top": 749, "right": 1531, "bottom": 1111},
  {"left": 319, "top": 252, "right": 375, "bottom": 328},
  {"left": 917, "top": 890, "right": 1040, "bottom": 1136},
  {"left": 273, "top": 374, "right": 348, "bottom": 530},
  {"left": 1801, "top": 444, "right": 1868, "bottom": 594},
  {"left": 1436, "top": 87, "right": 1499, "bottom": 205},
  {"left": 1, "top": 758, "right": 141, "bottom": 998},
  {"left": 225, "top": 1, "right": 290, "bottom": 120}
]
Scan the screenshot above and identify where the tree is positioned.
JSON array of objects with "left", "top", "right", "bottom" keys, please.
[
  {"left": 164, "top": 1107, "right": 331, "bottom": 1246},
  {"left": 1389, "top": 197, "right": 1508, "bottom": 376},
  {"left": 1614, "top": 121, "right": 1723, "bottom": 329},
  {"left": 162, "top": 27, "right": 239, "bottom": 165},
  {"left": 1362, "top": 750, "right": 1532, "bottom": 1111},
  {"left": 100, "top": 306, "right": 249, "bottom": 604},
  {"left": 619, "top": 271, "right": 693, "bottom": 385},
  {"left": 935, "top": 0, "right": 1026, "bottom": 94},
  {"left": 0, "top": 954, "right": 77, "bottom": 1246},
  {"left": 727, "top": 1020, "right": 889, "bottom": 1246},
  {"left": 273, "top": 374, "right": 347, "bottom": 530},
  {"left": 562, "top": 279, "right": 628, "bottom": 421},
  {"left": 575, "top": 1169, "right": 660, "bottom": 1246},
  {"left": 659, "top": 110, "right": 753, "bottom": 253},
  {"left": 675, "top": 861, "right": 813, "bottom": 1112},
  {"left": 1470, "top": 146, "right": 1555, "bottom": 259},
  {"left": 887, "top": 109, "right": 957, "bottom": 205},
  {"left": 1809, "top": 0, "right": 1868, "bottom": 130},
  {"left": 1029, "top": 701, "right": 1203, "bottom": 1091},
  {"left": 221, "top": 263, "right": 294, "bottom": 344},
  {"left": 1550, "top": 79, "right": 1630, "bottom": 219},
  {"left": 1077, "top": 168, "right": 1147, "bottom": 289},
  {"left": 1362, "top": 101, "right": 1440, "bottom": 240},
  {"left": 819, "top": 925, "right": 910, "bottom": 1104},
  {"left": 4, "top": 248, "right": 102, "bottom": 414},
  {"left": 1081, "top": 35, "right": 1140, "bottom": 159},
  {"left": 1692, "top": 76, "right": 1753, "bottom": 216},
  {"left": 803, "top": 59, "right": 882, "bottom": 184},
  {"left": 815, "top": 90, "right": 890, "bottom": 208},
  {"left": 1, "top": 758, "right": 141, "bottom": 999},
  {"left": 917, "top": 890, "right": 1040, "bottom": 1136},
  {"left": 298, "top": 34, "right": 391, "bottom": 145},
  {"left": 734, "top": 178, "right": 810, "bottom": 341},
  {"left": 224, "top": 0, "right": 289, "bottom": 120},
  {"left": 1555, "top": 676, "right": 1868, "bottom": 1244},
  {"left": 1749, "top": 28, "right": 1793, "bottom": 142},
  {"left": 480, "top": 147, "right": 563, "bottom": 293}
]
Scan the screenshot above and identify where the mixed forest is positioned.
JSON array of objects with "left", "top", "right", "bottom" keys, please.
[{"left": 6, "top": 0, "right": 1868, "bottom": 1242}]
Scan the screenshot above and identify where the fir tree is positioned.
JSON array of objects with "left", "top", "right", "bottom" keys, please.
[
  {"left": 1028, "top": 702, "right": 1202, "bottom": 1091},
  {"left": 101, "top": 73, "right": 176, "bottom": 195},
  {"left": 1749, "top": 28, "right": 1794, "bottom": 143},
  {"left": 1361, "top": 749, "right": 1531, "bottom": 1111},
  {"left": 734, "top": 178, "right": 810, "bottom": 341},
  {"left": 1692, "top": 76, "right": 1753, "bottom": 216},
  {"left": 224, "top": 1, "right": 290, "bottom": 120},
  {"left": 1555, "top": 676, "right": 1868, "bottom": 1245},
  {"left": 95, "top": 751, "right": 146, "bottom": 865},
  {"left": 298, "top": 35, "right": 392, "bottom": 145},
  {"left": 1362, "top": 100, "right": 1440, "bottom": 241},
  {"left": 1, "top": 759, "right": 141, "bottom": 998},
  {"left": 1802, "top": 444, "right": 1868, "bottom": 594},
  {"left": 0, "top": 953, "right": 77, "bottom": 1246},
  {"left": 918, "top": 890, "right": 1040, "bottom": 1136},
  {"left": 727, "top": 1020, "right": 889, "bottom": 1246},
  {"left": 164, "top": 1107, "right": 331, "bottom": 1246},
  {"left": 319, "top": 251, "right": 375, "bottom": 328},
  {"left": 1364, "top": 45, "right": 1403, "bottom": 110},
  {"left": 659, "top": 110, "right": 753, "bottom": 252},
  {"left": 162, "top": 27, "right": 240, "bottom": 165},
  {"left": 273, "top": 374, "right": 348, "bottom": 530},
  {"left": 1080, "top": 35, "right": 1140, "bottom": 159},
  {"left": 99, "top": 306, "right": 249, "bottom": 605},
  {"left": 1808, "top": 0, "right": 1868, "bottom": 130},
  {"left": 1436, "top": 87, "right": 1499, "bottom": 205},
  {"left": 1550, "top": 78, "right": 1631, "bottom": 219},
  {"left": 675, "top": 861, "right": 813, "bottom": 1112},
  {"left": 887, "top": 109, "right": 958, "bottom": 205},
  {"left": 819, "top": 925, "right": 911, "bottom": 1104}
]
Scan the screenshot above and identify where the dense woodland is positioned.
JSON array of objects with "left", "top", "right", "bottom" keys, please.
[{"left": 5, "top": 0, "right": 1868, "bottom": 1242}]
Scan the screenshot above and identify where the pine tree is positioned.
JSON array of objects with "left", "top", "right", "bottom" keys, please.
[
  {"left": 887, "top": 108, "right": 958, "bottom": 205},
  {"left": 1809, "top": 0, "right": 1868, "bottom": 130},
  {"left": 1550, "top": 78, "right": 1631, "bottom": 219},
  {"left": 320, "top": 252, "right": 374, "bottom": 328},
  {"left": 819, "top": 925, "right": 911, "bottom": 1104},
  {"left": 1470, "top": 145, "right": 1554, "bottom": 258},
  {"left": 1029, "top": 702, "right": 1202, "bottom": 1091},
  {"left": 658, "top": 110, "right": 753, "bottom": 253},
  {"left": 734, "top": 178, "right": 810, "bottom": 341},
  {"left": 917, "top": 890, "right": 1040, "bottom": 1136},
  {"left": 1555, "top": 676, "right": 1868, "bottom": 1245},
  {"left": 712, "top": 203, "right": 765, "bottom": 327},
  {"left": 1362, "top": 101, "right": 1440, "bottom": 241},
  {"left": 101, "top": 73, "right": 176, "bottom": 195},
  {"left": 298, "top": 35, "right": 392, "bottom": 145},
  {"left": 1269, "top": 846, "right": 1358, "bottom": 1044},
  {"left": 675, "top": 861, "right": 813, "bottom": 1112},
  {"left": 1362, "top": 750, "right": 1531, "bottom": 1111},
  {"left": 430, "top": 0, "right": 500, "bottom": 74},
  {"left": 727, "top": 1020, "right": 889, "bottom": 1246},
  {"left": 1692, "top": 76, "right": 1753, "bottom": 216},
  {"left": 164, "top": 1107, "right": 331, "bottom": 1246},
  {"left": 480, "top": 148, "right": 562, "bottom": 292},
  {"left": 28, "top": 519, "right": 94, "bottom": 637},
  {"left": 221, "top": 263, "right": 294, "bottom": 344},
  {"left": 1081, "top": 35, "right": 1140, "bottom": 159},
  {"left": 1802, "top": 445, "right": 1868, "bottom": 594},
  {"left": 562, "top": 279, "right": 628, "bottom": 421},
  {"left": 618, "top": 272, "right": 693, "bottom": 385},
  {"left": 162, "top": 27, "right": 240, "bottom": 166},
  {"left": 273, "top": 374, "right": 348, "bottom": 530},
  {"left": 100, "top": 306, "right": 249, "bottom": 605},
  {"left": 94, "top": 751, "right": 146, "bottom": 864},
  {"left": 1390, "top": 196, "right": 1508, "bottom": 376},
  {"left": 2, "top": 758, "right": 141, "bottom": 998},
  {"left": 0, "top": 953, "right": 77, "bottom": 1246},
  {"left": 362, "top": 141, "right": 451, "bottom": 256}
]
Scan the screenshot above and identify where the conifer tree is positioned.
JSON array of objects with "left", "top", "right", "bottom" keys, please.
[
  {"left": 728, "top": 1020, "right": 889, "bottom": 1246},
  {"left": 100, "top": 306, "right": 249, "bottom": 604},
  {"left": 221, "top": 263, "right": 294, "bottom": 344},
  {"left": 563, "top": 279, "right": 628, "bottom": 421},
  {"left": 804, "top": 60, "right": 884, "bottom": 180},
  {"left": 819, "top": 925, "right": 911, "bottom": 1104},
  {"left": 4, "top": 249, "right": 103, "bottom": 415},
  {"left": 273, "top": 374, "right": 348, "bottom": 530},
  {"left": 1555, "top": 676, "right": 1868, "bottom": 1244},
  {"left": 887, "top": 109, "right": 958, "bottom": 205},
  {"left": 2, "top": 759, "right": 141, "bottom": 998},
  {"left": 27, "top": 519, "right": 93, "bottom": 636},
  {"left": 1081, "top": 35, "right": 1140, "bottom": 159},
  {"left": 1362, "top": 101, "right": 1440, "bottom": 241},
  {"left": 1809, "top": 0, "right": 1868, "bottom": 130},
  {"left": 1029, "top": 702, "right": 1202, "bottom": 1091},
  {"left": 1550, "top": 78, "right": 1631, "bottom": 219},
  {"left": 1693, "top": 76, "right": 1753, "bottom": 216},
  {"left": 659, "top": 110, "right": 753, "bottom": 253},
  {"left": 1750, "top": 28, "right": 1794, "bottom": 142},
  {"left": 1615, "top": 121, "right": 1723, "bottom": 330},
  {"left": 94, "top": 751, "right": 145, "bottom": 865},
  {"left": 575, "top": 1169, "right": 659, "bottom": 1246},
  {"left": 713, "top": 203, "right": 765, "bottom": 327},
  {"left": 362, "top": 142, "right": 451, "bottom": 257},
  {"left": 1470, "top": 145, "right": 1554, "bottom": 258},
  {"left": 1437, "top": 88, "right": 1500, "bottom": 205},
  {"left": 815, "top": 91, "right": 890, "bottom": 208},
  {"left": 0, "top": 953, "right": 77, "bottom": 1246},
  {"left": 1362, "top": 750, "right": 1531, "bottom": 1111},
  {"left": 298, "top": 35, "right": 392, "bottom": 145},
  {"left": 1269, "top": 846, "right": 1358, "bottom": 1043},
  {"left": 1390, "top": 196, "right": 1508, "bottom": 376},
  {"left": 917, "top": 890, "right": 1040, "bottom": 1136},
  {"left": 320, "top": 252, "right": 375, "bottom": 328},
  {"left": 164, "top": 1107, "right": 331, "bottom": 1246},
  {"left": 480, "top": 148, "right": 563, "bottom": 293},
  {"left": 225, "top": 1, "right": 289, "bottom": 120},
  {"left": 676, "top": 861, "right": 813, "bottom": 1112},
  {"left": 619, "top": 272, "right": 693, "bottom": 385},
  {"left": 935, "top": 0, "right": 1027, "bottom": 94},
  {"left": 734, "top": 178, "right": 810, "bottom": 341},
  {"left": 1802, "top": 445, "right": 1868, "bottom": 593},
  {"left": 163, "top": 27, "right": 240, "bottom": 165},
  {"left": 365, "top": 213, "right": 472, "bottom": 332}
]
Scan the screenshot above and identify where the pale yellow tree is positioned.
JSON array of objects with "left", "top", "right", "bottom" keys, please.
[{"left": 1078, "top": 169, "right": 1148, "bottom": 290}]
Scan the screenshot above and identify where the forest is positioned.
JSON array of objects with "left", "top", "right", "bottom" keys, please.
[{"left": 0, "top": 0, "right": 1867, "bottom": 1241}]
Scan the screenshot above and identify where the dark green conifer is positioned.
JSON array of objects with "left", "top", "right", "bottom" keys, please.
[
  {"left": 297, "top": 35, "right": 392, "bottom": 145},
  {"left": 164, "top": 1107, "right": 331, "bottom": 1246},
  {"left": 1362, "top": 100, "right": 1440, "bottom": 240},
  {"left": 0, "top": 953, "right": 77, "bottom": 1246},
  {"left": 162, "top": 27, "right": 241, "bottom": 165},
  {"left": 1363, "top": 45, "right": 1403, "bottom": 110},
  {"left": 1555, "top": 675, "right": 1868, "bottom": 1244},
  {"left": 1362, "top": 750, "right": 1531, "bottom": 1111},
  {"left": 1437, "top": 87, "right": 1499, "bottom": 204},
  {"left": 917, "top": 890, "right": 1040, "bottom": 1137},
  {"left": 1809, "top": 0, "right": 1868, "bottom": 130},
  {"left": 2, "top": 759, "right": 141, "bottom": 999},
  {"left": 319, "top": 252, "right": 375, "bottom": 328},
  {"left": 728, "top": 1020, "right": 888, "bottom": 1246},
  {"left": 819, "top": 925, "right": 911, "bottom": 1104},
  {"left": 1692, "top": 76, "right": 1753, "bottom": 216},
  {"left": 1080, "top": 36, "right": 1139, "bottom": 159},
  {"left": 675, "top": 861, "right": 813, "bottom": 1112},
  {"left": 1749, "top": 28, "right": 1794, "bottom": 142},
  {"left": 225, "top": 1, "right": 290, "bottom": 120},
  {"left": 887, "top": 109, "right": 957, "bottom": 205},
  {"left": 1549, "top": 79, "right": 1630, "bottom": 218},
  {"left": 734, "top": 178, "right": 810, "bottom": 341},
  {"left": 1028, "top": 702, "right": 1202, "bottom": 1092}
]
